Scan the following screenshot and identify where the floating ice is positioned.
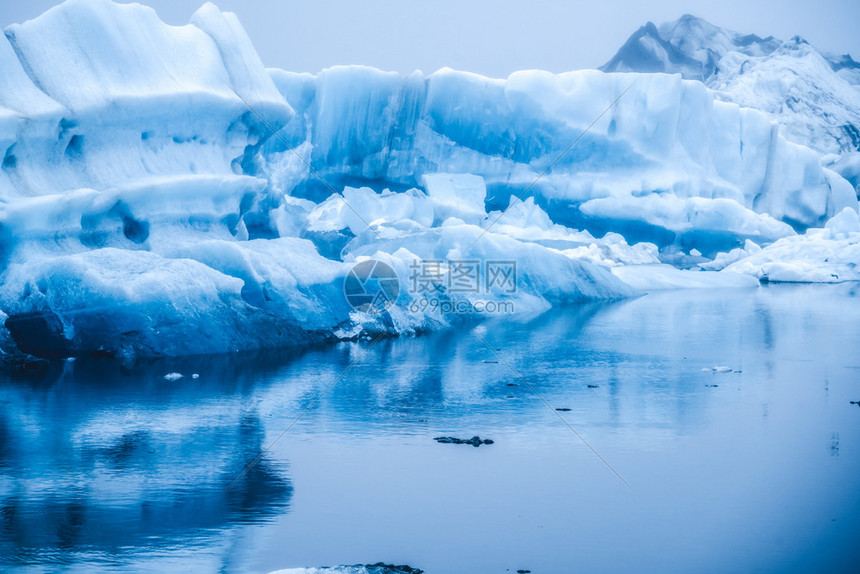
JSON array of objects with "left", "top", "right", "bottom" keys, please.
[
  {"left": 611, "top": 265, "right": 758, "bottom": 290},
  {"left": 0, "top": 0, "right": 857, "bottom": 359},
  {"left": 722, "top": 213, "right": 860, "bottom": 283},
  {"left": 421, "top": 173, "right": 487, "bottom": 225},
  {"left": 702, "top": 366, "right": 733, "bottom": 373},
  {"left": 269, "top": 64, "right": 856, "bottom": 241}
]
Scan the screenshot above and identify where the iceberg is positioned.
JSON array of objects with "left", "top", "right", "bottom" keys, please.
[
  {"left": 720, "top": 208, "right": 860, "bottom": 283},
  {"left": 0, "top": 0, "right": 857, "bottom": 359}
]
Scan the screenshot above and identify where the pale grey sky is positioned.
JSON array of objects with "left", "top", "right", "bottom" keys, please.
[{"left": 2, "top": 0, "right": 858, "bottom": 78}]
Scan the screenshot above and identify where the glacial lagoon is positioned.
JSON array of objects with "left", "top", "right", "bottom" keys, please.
[{"left": 1, "top": 284, "right": 858, "bottom": 573}]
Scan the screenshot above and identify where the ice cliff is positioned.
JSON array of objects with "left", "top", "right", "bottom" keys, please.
[{"left": 0, "top": 0, "right": 857, "bottom": 360}]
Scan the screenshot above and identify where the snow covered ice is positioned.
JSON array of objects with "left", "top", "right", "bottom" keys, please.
[
  {"left": 720, "top": 207, "right": 860, "bottom": 283},
  {"left": 0, "top": 0, "right": 858, "bottom": 359}
]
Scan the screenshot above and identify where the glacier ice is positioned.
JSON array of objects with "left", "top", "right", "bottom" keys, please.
[
  {"left": 611, "top": 264, "right": 759, "bottom": 290},
  {"left": 0, "top": 0, "right": 858, "bottom": 360},
  {"left": 421, "top": 173, "right": 488, "bottom": 225},
  {"left": 266, "top": 65, "right": 855, "bottom": 239},
  {"left": 721, "top": 208, "right": 860, "bottom": 283}
]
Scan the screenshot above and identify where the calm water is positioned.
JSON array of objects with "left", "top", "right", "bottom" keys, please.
[{"left": 1, "top": 284, "right": 859, "bottom": 573}]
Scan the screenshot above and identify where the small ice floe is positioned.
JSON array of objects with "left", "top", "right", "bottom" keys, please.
[
  {"left": 163, "top": 372, "right": 184, "bottom": 381},
  {"left": 702, "top": 366, "right": 733, "bottom": 373}
]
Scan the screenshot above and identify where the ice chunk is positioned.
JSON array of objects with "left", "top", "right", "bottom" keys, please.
[
  {"left": 483, "top": 197, "right": 554, "bottom": 232},
  {"left": 161, "top": 237, "right": 350, "bottom": 328},
  {"left": 345, "top": 223, "right": 638, "bottom": 311},
  {"left": 724, "top": 219, "right": 860, "bottom": 283},
  {"left": 421, "top": 173, "right": 487, "bottom": 224},
  {"left": 307, "top": 187, "right": 433, "bottom": 235},
  {"left": 825, "top": 206, "right": 860, "bottom": 236},
  {"left": 611, "top": 264, "right": 759, "bottom": 290},
  {"left": 562, "top": 241, "right": 661, "bottom": 268},
  {"left": 699, "top": 239, "right": 762, "bottom": 271},
  {"left": 1, "top": 0, "right": 292, "bottom": 202},
  {"left": 702, "top": 366, "right": 733, "bottom": 373},
  {"left": 190, "top": 3, "right": 288, "bottom": 110},
  {"left": 824, "top": 152, "right": 860, "bottom": 197},
  {"left": 580, "top": 194, "right": 795, "bottom": 254},
  {"left": 0, "top": 248, "right": 330, "bottom": 358}
]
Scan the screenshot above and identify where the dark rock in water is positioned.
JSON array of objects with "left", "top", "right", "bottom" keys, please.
[
  {"left": 363, "top": 563, "right": 424, "bottom": 574},
  {"left": 318, "top": 564, "right": 425, "bottom": 574},
  {"left": 587, "top": 384, "right": 600, "bottom": 388},
  {"left": 434, "top": 435, "right": 493, "bottom": 447},
  {"left": 434, "top": 436, "right": 457, "bottom": 444},
  {"left": 556, "top": 407, "right": 571, "bottom": 411}
]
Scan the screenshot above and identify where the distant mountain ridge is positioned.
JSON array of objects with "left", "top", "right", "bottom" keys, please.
[
  {"left": 602, "top": 14, "right": 858, "bottom": 85},
  {"left": 601, "top": 15, "right": 860, "bottom": 159},
  {"left": 601, "top": 15, "right": 781, "bottom": 82}
]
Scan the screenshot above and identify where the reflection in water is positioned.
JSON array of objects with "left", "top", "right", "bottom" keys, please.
[
  {"left": 0, "top": 284, "right": 859, "bottom": 572},
  {"left": 0, "top": 352, "right": 296, "bottom": 566}
]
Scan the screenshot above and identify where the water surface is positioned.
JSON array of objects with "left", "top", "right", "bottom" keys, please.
[{"left": 1, "top": 284, "right": 859, "bottom": 573}]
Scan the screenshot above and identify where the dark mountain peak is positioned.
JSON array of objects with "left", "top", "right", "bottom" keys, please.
[
  {"left": 603, "top": 15, "right": 789, "bottom": 81},
  {"left": 600, "top": 19, "right": 706, "bottom": 79},
  {"left": 829, "top": 54, "right": 860, "bottom": 70}
]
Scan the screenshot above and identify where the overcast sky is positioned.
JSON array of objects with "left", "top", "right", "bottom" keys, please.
[{"left": 2, "top": 0, "right": 858, "bottom": 78}]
